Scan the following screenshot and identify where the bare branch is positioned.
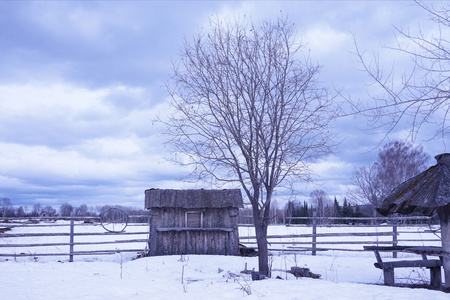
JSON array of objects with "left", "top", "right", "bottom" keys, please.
[{"left": 352, "top": 1, "right": 450, "bottom": 145}]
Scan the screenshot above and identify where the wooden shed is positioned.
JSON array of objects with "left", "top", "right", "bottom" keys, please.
[{"left": 145, "top": 188, "right": 244, "bottom": 256}]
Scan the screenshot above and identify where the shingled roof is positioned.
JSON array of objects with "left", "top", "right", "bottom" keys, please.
[
  {"left": 377, "top": 153, "right": 450, "bottom": 216},
  {"left": 145, "top": 188, "right": 244, "bottom": 209}
]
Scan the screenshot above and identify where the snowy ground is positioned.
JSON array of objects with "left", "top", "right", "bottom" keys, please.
[{"left": 1, "top": 222, "right": 448, "bottom": 299}]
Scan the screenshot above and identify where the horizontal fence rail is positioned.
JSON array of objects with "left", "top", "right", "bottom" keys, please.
[
  {"left": 284, "top": 216, "right": 434, "bottom": 222},
  {"left": 2, "top": 231, "right": 150, "bottom": 238},
  {"left": 0, "top": 216, "right": 150, "bottom": 261},
  {"left": 239, "top": 215, "right": 436, "bottom": 226}
]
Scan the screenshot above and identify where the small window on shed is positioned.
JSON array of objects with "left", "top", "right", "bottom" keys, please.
[{"left": 185, "top": 211, "right": 203, "bottom": 228}]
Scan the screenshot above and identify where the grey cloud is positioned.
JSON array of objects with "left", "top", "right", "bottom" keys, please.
[
  {"left": 0, "top": 108, "right": 122, "bottom": 148},
  {"left": 0, "top": 1, "right": 220, "bottom": 90}
]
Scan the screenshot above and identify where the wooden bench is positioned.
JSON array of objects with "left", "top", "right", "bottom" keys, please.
[{"left": 364, "top": 246, "right": 443, "bottom": 289}]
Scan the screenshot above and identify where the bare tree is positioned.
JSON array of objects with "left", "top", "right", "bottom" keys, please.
[
  {"left": 59, "top": 202, "right": 73, "bottom": 217},
  {"left": 354, "top": 1, "right": 450, "bottom": 143},
  {"left": 309, "top": 189, "right": 332, "bottom": 223},
  {"left": 348, "top": 140, "right": 430, "bottom": 218},
  {"left": 31, "top": 203, "right": 41, "bottom": 217},
  {"left": 162, "top": 16, "right": 338, "bottom": 275},
  {"left": 376, "top": 140, "right": 430, "bottom": 195},
  {"left": 42, "top": 206, "right": 57, "bottom": 217},
  {"left": 1, "top": 197, "right": 12, "bottom": 217},
  {"left": 348, "top": 164, "right": 382, "bottom": 219},
  {"left": 74, "top": 204, "right": 89, "bottom": 217},
  {"left": 269, "top": 200, "right": 284, "bottom": 225}
]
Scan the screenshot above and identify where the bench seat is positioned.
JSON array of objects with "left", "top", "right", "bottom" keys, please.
[{"left": 374, "top": 259, "right": 442, "bottom": 269}]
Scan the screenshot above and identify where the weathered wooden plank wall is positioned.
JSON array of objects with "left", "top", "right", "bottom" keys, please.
[
  {"left": 153, "top": 230, "right": 238, "bottom": 256},
  {"left": 148, "top": 207, "right": 240, "bottom": 256}
]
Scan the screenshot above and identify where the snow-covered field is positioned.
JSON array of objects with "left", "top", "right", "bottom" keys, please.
[{"left": 0, "top": 222, "right": 448, "bottom": 299}]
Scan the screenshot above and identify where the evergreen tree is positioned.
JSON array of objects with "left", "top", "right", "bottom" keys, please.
[
  {"left": 343, "top": 198, "right": 352, "bottom": 218},
  {"left": 300, "top": 201, "right": 309, "bottom": 224},
  {"left": 354, "top": 204, "right": 362, "bottom": 218},
  {"left": 333, "top": 197, "right": 342, "bottom": 223}
]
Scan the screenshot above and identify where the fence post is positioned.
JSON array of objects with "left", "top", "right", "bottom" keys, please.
[
  {"left": 392, "top": 222, "right": 398, "bottom": 258},
  {"left": 312, "top": 211, "right": 317, "bottom": 256},
  {"left": 69, "top": 218, "right": 74, "bottom": 262}
]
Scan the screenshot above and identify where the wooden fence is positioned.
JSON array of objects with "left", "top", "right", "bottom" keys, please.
[
  {"left": 0, "top": 216, "right": 150, "bottom": 262},
  {"left": 1, "top": 216, "right": 441, "bottom": 261},
  {"left": 239, "top": 216, "right": 441, "bottom": 257}
]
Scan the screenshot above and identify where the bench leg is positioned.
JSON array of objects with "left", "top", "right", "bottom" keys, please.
[
  {"left": 383, "top": 268, "right": 395, "bottom": 286},
  {"left": 429, "top": 267, "right": 442, "bottom": 290}
]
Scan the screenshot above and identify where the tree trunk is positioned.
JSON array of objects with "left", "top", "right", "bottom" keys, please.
[
  {"left": 248, "top": 188, "right": 271, "bottom": 277},
  {"left": 438, "top": 204, "right": 450, "bottom": 291},
  {"left": 254, "top": 217, "right": 269, "bottom": 276}
]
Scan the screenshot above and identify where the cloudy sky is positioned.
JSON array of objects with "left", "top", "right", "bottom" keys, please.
[{"left": 0, "top": 1, "right": 447, "bottom": 210}]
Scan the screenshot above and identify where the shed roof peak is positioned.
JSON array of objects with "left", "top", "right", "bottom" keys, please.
[{"left": 435, "top": 153, "right": 450, "bottom": 165}]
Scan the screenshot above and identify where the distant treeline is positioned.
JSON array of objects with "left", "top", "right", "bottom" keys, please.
[
  {"left": 238, "top": 197, "right": 437, "bottom": 225},
  {"left": 284, "top": 198, "right": 366, "bottom": 224},
  {"left": 238, "top": 198, "right": 371, "bottom": 225},
  {"left": 0, "top": 197, "right": 149, "bottom": 221}
]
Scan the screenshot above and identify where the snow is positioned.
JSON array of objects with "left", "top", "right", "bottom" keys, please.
[{"left": 1, "top": 223, "right": 448, "bottom": 299}]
